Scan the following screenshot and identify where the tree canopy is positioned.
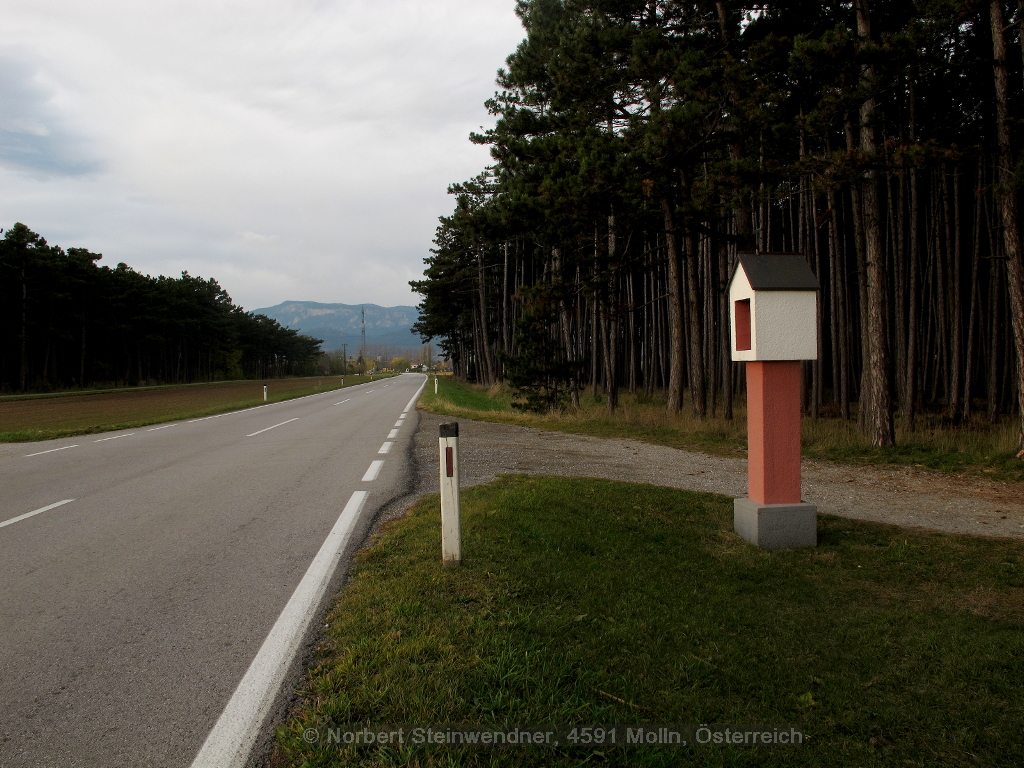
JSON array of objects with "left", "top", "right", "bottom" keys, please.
[{"left": 0, "top": 223, "right": 324, "bottom": 391}]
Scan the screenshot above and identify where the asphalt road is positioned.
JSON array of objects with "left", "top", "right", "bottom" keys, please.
[{"left": 0, "top": 373, "right": 427, "bottom": 768}]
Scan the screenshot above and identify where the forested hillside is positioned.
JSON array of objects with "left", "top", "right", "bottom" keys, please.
[
  {"left": 411, "top": 0, "right": 1024, "bottom": 449},
  {"left": 253, "top": 301, "right": 422, "bottom": 351},
  {"left": 0, "top": 223, "right": 324, "bottom": 392}
]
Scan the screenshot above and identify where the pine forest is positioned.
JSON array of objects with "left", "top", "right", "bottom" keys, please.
[
  {"left": 411, "top": 0, "right": 1024, "bottom": 450},
  {"left": 0, "top": 223, "right": 324, "bottom": 391}
]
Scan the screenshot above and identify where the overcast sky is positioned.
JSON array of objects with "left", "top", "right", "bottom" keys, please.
[{"left": 0, "top": 0, "right": 525, "bottom": 311}]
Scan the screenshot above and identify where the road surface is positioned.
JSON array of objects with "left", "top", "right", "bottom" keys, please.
[{"left": 0, "top": 373, "right": 426, "bottom": 767}]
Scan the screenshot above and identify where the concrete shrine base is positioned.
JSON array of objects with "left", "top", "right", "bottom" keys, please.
[{"left": 734, "top": 498, "right": 818, "bottom": 550}]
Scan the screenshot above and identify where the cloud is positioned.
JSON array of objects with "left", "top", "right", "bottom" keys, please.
[
  {"left": 0, "top": 53, "right": 101, "bottom": 176},
  {"left": 0, "top": 0, "right": 524, "bottom": 309}
]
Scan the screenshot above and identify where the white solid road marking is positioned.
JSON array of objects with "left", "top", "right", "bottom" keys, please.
[
  {"left": 378, "top": 442, "right": 393, "bottom": 454},
  {"left": 246, "top": 418, "right": 299, "bottom": 437},
  {"left": 147, "top": 425, "right": 177, "bottom": 431},
  {"left": 0, "top": 499, "right": 75, "bottom": 530},
  {"left": 25, "top": 445, "right": 79, "bottom": 458},
  {"left": 333, "top": 399, "right": 351, "bottom": 406},
  {"left": 188, "top": 374, "right": 424, "bottom": 768},
  {"left": 188, "top": 491, "right": 369, "bottom": 768},
  {"left": 387, "top": 429, "right": 399, "bottom": 439},
  {"left": 403, "top": 375, "right": 427, "bottom": 413},
  {"left": 94, "top": 433, "right": 135, "bottom": 442}
]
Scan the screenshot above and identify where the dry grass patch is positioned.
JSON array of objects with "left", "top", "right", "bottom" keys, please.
[{"left": 419, "top": 376, "right": 1024, "bottom": 481}]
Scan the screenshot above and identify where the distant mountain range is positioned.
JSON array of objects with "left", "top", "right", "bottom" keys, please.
[{"left": 251, "top": 301, "right": 426, "bottom": 354}]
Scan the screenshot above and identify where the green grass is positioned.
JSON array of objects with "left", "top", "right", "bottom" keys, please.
[
  {"left": 274, "top": 476, "right": 1024, "bottom": 767},
  {"left": 0, "top": 373, "right": 399, "bottom": 442},
  {"left": 425, "top": 376, "right": 515, "bottom": 414},
  {"left": 418, "top": 376, "right": 1024, "bottom": 482}
]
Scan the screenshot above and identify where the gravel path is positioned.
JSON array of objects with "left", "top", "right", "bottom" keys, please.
[{"left": 411, "top": 411, "right": 1024, "bottom": 540}]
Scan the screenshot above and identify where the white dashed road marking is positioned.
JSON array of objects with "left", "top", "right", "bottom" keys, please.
[
  {"left": 0, "top": 499, "right": 75, "bottom": 530},
  {"left": 25, "top": 445, "right": 79, "bottom": 458},
  {"left": 246, "top": 418, "right": 299, "bottom": 438}
]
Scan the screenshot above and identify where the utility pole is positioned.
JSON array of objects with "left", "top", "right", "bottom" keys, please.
[
  {"left": 361, "top": 306, "right": 366, "bottom": 372},
  {"left": 342, "top": 343, "right": 347, "bottom": 375}
]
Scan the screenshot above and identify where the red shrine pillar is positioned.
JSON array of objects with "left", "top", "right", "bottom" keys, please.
[{"left": 729, "top": 254, "right": 819, "bottom": 549}]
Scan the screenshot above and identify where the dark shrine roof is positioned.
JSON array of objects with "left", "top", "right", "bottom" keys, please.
[{"left": 732, "top": 253, "right": 819, "bottom": 291}]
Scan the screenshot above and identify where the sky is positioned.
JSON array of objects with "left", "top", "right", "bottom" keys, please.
[{"left": 0, "top": 0, "right": 526, "bottom": 311}]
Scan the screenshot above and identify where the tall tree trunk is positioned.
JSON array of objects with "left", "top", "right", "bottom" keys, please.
[
  {"left": 554, "top": 247, "right": 580, "bottom": 408},
  {"left": 602, "top": 297, "right": 619, "bottom": 415},
  {"left": 893, "top": 169, "right": 908, "bottom": 420},
  {"left": 605, "top": 214, "right": 620, "bottom": 414},
  {"left": 715, "top": 1, "right": 755, "bottom": 253},
  {"left": 79, "top": 325, "right": 87, "bottom": 386},
  {"left": 591, "top": 296, "right": 600, "bottom": 398},
  {"left": 988, "top": 260, "right": 1002, "bottom": 424},
  {"left": 685, "top": 230, "right": 707, "bottom": 418},
  {"left": 948, "top": 166, "right": 964, "bottom": 419},
  {"left": 963, "top": 167, "right": 983, "bottom": 422},
  {"left": 857, "top": 0, "right": 895, "bottom": 446},
  {"left": 905, "top": 163, "right": 921, "bottom": 429},
  {"left": 41, "top": 327, "right": 51, "bottom": 383},
  {"left": 627, "top": 269, "right": 638, "bottom": 395},
  {"left": 502, "top": 241, "right": 510, "bottom": 360},
  {"left": 476, "top": 250, "right": 495, "bottom": 385},
  {"left": 662, "top": 197, "right": 686, "bottom": 414},
  {"left": 848, "top": 120, "right": 870, "bottom": 421},
  {"left": 827, "top": 183, "right": 852, "bottom": 420},
  {"left": 720, "top": 238, "right": 734, "bottom": 419},
  {"left": 990, "top": 0, "right": 1024, "bottom": 450},
  {"left": 20, "top": 255, "right": 28, "bottom": 391}
]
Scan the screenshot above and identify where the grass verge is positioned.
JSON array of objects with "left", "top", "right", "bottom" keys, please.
[
  {"left": 418, "top": 377, "right": 1024, "bottom": 482},
  {"left": 274, "top": 475, "right": 1023, "bottom": 767},
  {"left": 0, "top": 374, "right": 398, "bottom": 442}
]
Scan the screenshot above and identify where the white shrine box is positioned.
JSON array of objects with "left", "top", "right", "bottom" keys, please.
[{"left": 729, "top": 254, "right": 820, "bottom": 362}]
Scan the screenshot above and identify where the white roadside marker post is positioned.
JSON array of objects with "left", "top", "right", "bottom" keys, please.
[
  {"left": 434, "top": 375, "right": 438, "bottom": 394},
  {"left": 438, "top": 422, "right": 462, "bottom": 566},
  {"left": 263, "top": 385, "right": 268, "bottom": 402}
]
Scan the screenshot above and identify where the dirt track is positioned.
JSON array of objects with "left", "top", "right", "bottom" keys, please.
[{"left": 411, "top": 410, "right": 1024, "bottom": 540}]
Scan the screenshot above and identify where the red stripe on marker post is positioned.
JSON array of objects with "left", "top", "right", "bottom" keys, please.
[{"left": 438, "top": 422, "right": 461, "bottom": 566}]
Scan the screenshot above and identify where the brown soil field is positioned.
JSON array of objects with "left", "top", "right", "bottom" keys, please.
[{"left": 0, "top": 375, "right": 381, "bottom": 441}]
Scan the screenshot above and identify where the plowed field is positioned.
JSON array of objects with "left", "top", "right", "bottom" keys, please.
[{"left": 0, "top": 375, "right": 381, "bottom": 441}]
